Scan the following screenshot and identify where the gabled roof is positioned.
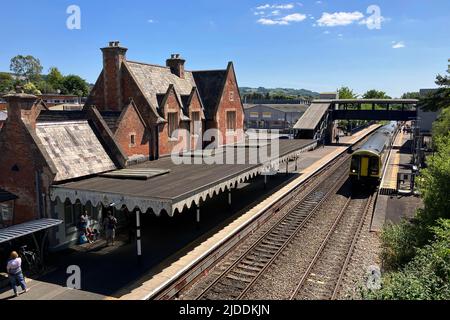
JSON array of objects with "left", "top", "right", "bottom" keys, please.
[
  {"left": 125, "top": 61, "right": 197, "bottom": 116},
  {"left": 192, "top": 69, "right": 227, "bottom": 119},
  {"left": 33, "top": 110, "right": 119, "bottom": 182},
  {"left": 156, "top": 85, "right": 191, "bottom": 122}
]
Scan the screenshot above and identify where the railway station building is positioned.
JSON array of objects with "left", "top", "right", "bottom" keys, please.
[{"left": 0, "top": 42, "right": 318, "bottom": 252}]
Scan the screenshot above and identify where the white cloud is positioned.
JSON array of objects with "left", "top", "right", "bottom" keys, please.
[
  {"left": 256, "top": 3, "right": 295, "bottom": 10},
  {"left": 257, "top": 18, "right": 289, "bottom": 25},
  {"left": 317, "top": 11, "right": 364, "bottom": 27},
  {"left": 282, "top": 13, "right": 306, "bottom": 22},
  {"left": 271, "top": 10, "right": 281, "bottom": 16},
  {"left": 392, "top": 41, "right": 405, "bottom": 49},
  {"left": 147, "top": 19, "right": 156, "bottom": 23},
  {"left": 323, "top": 30, "right": 330, "bottom": 34},
  {"left": 257, "top": 12, "right": 306, "bottom": 25},
  {"left": 254, "top": 11, "right": 266, "bottom": 16},
  {"left": 316, "top": 1, "right": 322, "bottom": 4}
]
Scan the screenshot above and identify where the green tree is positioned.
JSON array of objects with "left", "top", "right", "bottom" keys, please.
[
  {"left": 10, "top": 55, "right": 43, "bottom": 82},
  {"left": 61, "top": 75, "right": 90, "bottom": 96},
  {"left": 338, "top": 86, "right": 358, "bottom": 99},
  {"left": 363, "top": 89, "right": 391, "bottom": 99},
  {"left": 416, "top": 135, "right": 450, "bottom": 224},
  {"left": 0, "top": 72, "right": 14, "bottom": 94},
  {"left": 401, "top": 92, "right": 421, "bottom": 99},
  {"left": 419, "top": 60, "right": 450, "bottom": 111},
  {"left": 47, "top": 67, "right": 65, "bottom": 92},
  {"left": 36, "top": 80, "right": 55, "bottom": 94},
  {"left": 23, "top": 82, "right": 42, "bottom": 95},
  {"left": 432, "top": 106, "right": 450, "bottom": 138}
]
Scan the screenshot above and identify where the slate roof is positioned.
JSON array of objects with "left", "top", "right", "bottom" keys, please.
[
  {"left": 37, "top": 110, "right": 87, "bottom": 122},
  {"left": 126, "top": 61, "right": 197, "bottom": 115},
  {"left": 293, "top": 103, "right": 331, "bottom": 130},
  {"left": 35, "top": 120, "right": 117, "bottom": 182},
  {"left": 244, "top": 104, "right": 309, "bottom": 113},
  {"left": 192, "top": 70, "right": 227, "bottom": 119},
  {"left": 100, "top": 111, "right": 122, "bottom": 132}
]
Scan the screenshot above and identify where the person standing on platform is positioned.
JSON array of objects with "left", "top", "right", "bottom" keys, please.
[
  {"left": 104, "top": 212, "right": 118, "bottom": 246},
  {"left": 7, "top": 251, "right": 29, "bottom": 297}
]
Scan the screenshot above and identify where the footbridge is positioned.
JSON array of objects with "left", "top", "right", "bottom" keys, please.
[{"left": 294, "top": 99, "right": 418, "bottom": 142}]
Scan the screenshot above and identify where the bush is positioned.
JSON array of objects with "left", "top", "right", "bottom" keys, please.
[
  {"left": 380, "top": 220, "right": 419, "bottom": 271},
  {"left": 365, "top": 219, "right": 450, "bottom": 300}
]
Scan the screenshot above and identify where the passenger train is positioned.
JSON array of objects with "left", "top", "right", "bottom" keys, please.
[{"left": 349, "top": 122, "right": 398, "bottom": 185}]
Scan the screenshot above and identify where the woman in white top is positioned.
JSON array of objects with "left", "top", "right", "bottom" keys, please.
[{"left": 7, "top": 251, "right": 29, "bottom": 297}]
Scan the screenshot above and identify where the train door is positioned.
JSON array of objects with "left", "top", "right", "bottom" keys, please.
[{"left": 361, "top": 157, "right": 369, "bottom": 177}]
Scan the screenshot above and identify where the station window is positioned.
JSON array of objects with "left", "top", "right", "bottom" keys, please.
[
  {"left": 229, "top": 91, "right": 234, "bottom": 102},
  {"left": 191, "top": 112, "right": 201, "bottom": 136},
  {"left": 227, "top": 111, "right": 236, "bottom": 132},
  {"left": 168, "top": 112, "right": 178, "bottom": 139},
  {"left": 130, "top": 134, "right": 136, "bottom": 147}
]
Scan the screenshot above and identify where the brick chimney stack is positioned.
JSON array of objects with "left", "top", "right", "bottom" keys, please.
[
  {"left": 3, "top": 93, "right": 40, "bottom": 128},
  {"left": 101, "top": 41, "right": 128, "bottom": 111},
  {"left": 166, "top": 54, "right": 186, "bottom": 79}
]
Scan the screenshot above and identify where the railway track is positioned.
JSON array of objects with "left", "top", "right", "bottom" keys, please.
[
  {"left": 196, "top": 160, "right": 351, "bottom": 300},
  {"left": 154, "top": 131, "right": 378, "bottom": 300},
  {"left": 289, "top": 190, "right": 375, "bottom": 300}
]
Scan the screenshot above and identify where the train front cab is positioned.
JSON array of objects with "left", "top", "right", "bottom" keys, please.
[{"left": 350, "top": 151, "right": 381, "bottom": 185}]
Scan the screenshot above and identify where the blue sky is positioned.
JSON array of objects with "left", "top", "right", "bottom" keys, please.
[{"left": 1, "top": 0, "right": 449, "bottom": 97}]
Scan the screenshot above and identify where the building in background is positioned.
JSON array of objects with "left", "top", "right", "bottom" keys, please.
[
  {"left": 244, "top": 104, "right": 309, "bottom": 130},
  {"left": 319, "top": 92, "right": 339, "bottom": 100},
  {"left": 418, "top": 89, "right": 440, "bottom": 135}
]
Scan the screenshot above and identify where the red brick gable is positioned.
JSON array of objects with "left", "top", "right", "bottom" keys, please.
[
  {"left": 157, "top": 86, "right": 191, "bottom": 157},
  {"left": 114, "top": 100, "right": 151, "bottom": 158},
  {"left": 211, "top": 63, "right": 245, "bottom": 145}
]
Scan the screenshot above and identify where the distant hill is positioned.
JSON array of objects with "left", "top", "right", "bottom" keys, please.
[{"left": 239, "top": 87, "right": 320, "bottom": 99}]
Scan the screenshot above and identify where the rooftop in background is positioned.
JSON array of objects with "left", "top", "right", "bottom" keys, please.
[
  {"left": 244, "top": 104, "right": 309, "bottom": 113},
  {"left": 315, "top": 99, "right": 419, "bottom": 104}
]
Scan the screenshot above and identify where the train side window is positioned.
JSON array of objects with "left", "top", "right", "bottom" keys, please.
[{"left": 369, "top": 157, "right": 379, "bottom": 175}]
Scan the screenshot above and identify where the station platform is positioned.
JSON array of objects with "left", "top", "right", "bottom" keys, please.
[
  {"left": 371, "top": 130, "right": 420, "bottom": 232},
  {"left": 116, "top": 125, "right": 380, "bottom": 300},
  {"left": 0, "top": 125, "right": 380, "bottom": 300}
]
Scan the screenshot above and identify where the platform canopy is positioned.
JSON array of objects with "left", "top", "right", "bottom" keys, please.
[
  {"left": 0, "top": 219, "right": 63, "bottom": 244},
  {"left": 50, "top": 140, "right": 317, "bottom": 216}
]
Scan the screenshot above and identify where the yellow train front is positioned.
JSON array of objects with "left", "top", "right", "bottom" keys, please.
[{"left": 349, "top": 123, "right": 398, "bottom": 185}]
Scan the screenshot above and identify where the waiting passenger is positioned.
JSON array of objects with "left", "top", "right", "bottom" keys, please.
[{"left": 7, "top": 251, "right": 29, "bottom": 297}]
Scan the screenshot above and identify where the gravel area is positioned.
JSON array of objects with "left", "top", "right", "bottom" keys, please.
[
  {"left": 241, "top": 184, "right": 352, "bottom": 300},
  {"left": 336, "top": 196, "right": 382, "bottom": 300}
]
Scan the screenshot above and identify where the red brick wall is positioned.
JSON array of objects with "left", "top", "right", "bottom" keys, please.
[
  {"left": 158, "top": 91, "right": 190, "bottom": 157},
  {"left": 0, "top": 117, "right": 53, "bottom": 224},
  {"left": 188, "top": 92, "right": 204, "bottom": 151},
  {"left": 213, "top": 66, "right": 245, "bottom": 145},
  {"left": 114, "top": 105, "right": 150, "bottom": 157}
]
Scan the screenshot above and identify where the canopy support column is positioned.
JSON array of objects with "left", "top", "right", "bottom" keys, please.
[
  {"left": 196, "top": 205, "right": 201, "bottom": 224},
  {"left": 136, "top": 210, "right": 142, "bottom": 260},
  {"left": 228, "top": 189, "right": 232, "bottom": 208}
]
